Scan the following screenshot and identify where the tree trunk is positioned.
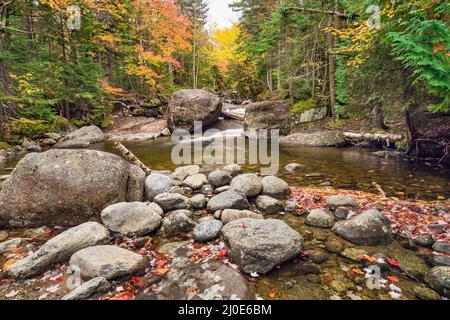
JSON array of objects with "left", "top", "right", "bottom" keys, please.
[{"left": 327, "top": 16, "right": 336, "bottom": 121}]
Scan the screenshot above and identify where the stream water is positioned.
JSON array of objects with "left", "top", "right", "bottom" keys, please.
[{"left": 0, "top": 119, "right": 449, "bottom": 300}]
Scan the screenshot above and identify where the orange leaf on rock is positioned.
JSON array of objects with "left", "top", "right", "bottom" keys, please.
[
  {"left": 3, "top": 259, "right": 16, "bottom": 270},
  {"left": 155, "top": 267, "right": 170, "bottom": 276},
  {"left": 387, "top": 276, "right": 400, "bottom": 282},
  {"left": 268, "top": 290, "right": 277, "bottom": 298}
]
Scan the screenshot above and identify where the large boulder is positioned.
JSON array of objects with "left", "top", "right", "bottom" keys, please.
[
  {"left": 332, "top": 209, "right": 393, "bottom": 245},
  {"left": 425, "top": 266, "right": 450, "bottom": 298},
  {"left": 0, "top": 149, "right": 145, "bottom": 227},
  {"left": 230, "top": 174, "right": 262, "bottom": 197},
  {"left": 261, "top": 176, "right": 290, "bottom": 199},
  {"left": 70, "top": 245, "right": 149, "bottom": 280},
  {"left": 57, "top": 125, "right": 105, "bottom": 148},
  {"left": 157, "top": 243, "right": 255, "bottom": 300},
  {"left": 167, "top": 89, "right": 222, "bottom": 132},
  {"left": 280, "top": 130, "right": 346, "bottom": 147},
  {"left": 243, "top": 101, "right": 292, "bottom": 137},
  {"left": 221, "top": 218, "right": 303, "bottom": 274},
  {"left": 5, "top": 222, "right": 109, "bottom": 279},
  {"left": 207, "top": 189, "right": 250, "bottom": 212},
  {"left": 145, "top": 173, "right": 173, "bottom": 201},
  {"left": 101, "top": 202, "right": 162, "bottom": 236}
]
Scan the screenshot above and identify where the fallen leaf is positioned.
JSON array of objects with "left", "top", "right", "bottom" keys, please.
[
  {"left": 387, "top": 275, "right": 400, "bottom": 282},
  {"left": 3, "top": 258, "right": 16, "bottom": 270},
  {"left": 388, "top": 291, "right": 402, "bottom": 299},
  {"left": 386, "top": 258, "right": 400, "bottom": 267},
  {"left": 268, "top": 290, "right": 277, "bottom": 298},
  {"left": 352, "top": 268, "right": 365, "bottom": 275},
  {"left": 46, "top": 284, "right": 60, "bottom": 293},
  {"left": 155, "top": 267, "right": 170, "bottom": 276}
]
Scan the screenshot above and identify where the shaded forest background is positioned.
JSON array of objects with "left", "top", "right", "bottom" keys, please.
[{"left": 0, "top": 0, "right": 448, "bottom": 150}]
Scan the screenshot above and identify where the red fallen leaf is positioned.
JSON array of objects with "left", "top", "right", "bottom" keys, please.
[
  {"left": 387, "top": 258, "right": 400, "bottom": 267},
  {"left": 43, "top": 228, "right": 52, "bottom": 235},
  {"left": 268, "top": 290, "right": 277, "bottom": 298},
  {"left": 240, "top": 224, "right": 248, "bottom": 229},
  {"left": 387, "top": 276, "right": 400, "bottom": 282},
  {"left": 137, "top": 248, "right": 147, "bottom": 255},
  {"left": 129, "top": 277, "right": 145, "bottom": 288},
  {"left": 108, "top": 290, "right": 134, "bottom": 300},
  {"left": 217, "top": 248, "right": 228, "bottom": 257},
  {"left": 157, "top": 259, "right": 169, "bottom": 268}
]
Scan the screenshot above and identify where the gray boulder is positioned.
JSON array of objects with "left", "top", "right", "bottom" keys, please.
[
  {"left": 261, "top": 176, "right": 290, "bottom": 199},
  {"left": 127, "top": 165, "right": 146, "bottom": 202},
  {"left": 433, "top": 241, "right": 450, "bottom": 254},
  {"left": 230, "top": 174, "right": 262, "bottom": 197},
  {"left": 190, "top": 194, "right": 207, "bottom": 210},
  {"left": 145, "top": 173, "right": 173, "bottom": 201},
  {"left": 160, "top": 211, "right": 197, "bottom": 238},
  {"left": 223, "top": 164, "right": 242, "bottom": 177},
  {"left": 332, "top": 209, "right": 393, "bottom": 245},
  {"left": 62, "top": 277, "right": 110, "bottom": 300},
  {"left": 70, "top": 245, "right": 149, "bottom": 280},
  {"left": 157, "top": 243, "right": 254, "bottom": 300},
  {"left": 153, "top": 192, "right": 190, "bottom": 213},
  {"left": 207, "top": 189, "right": 249, "bottom": 212},
  {"left": 221, "top": 218, "right": 303, "bottom": 274},
  {"left": 183, "top": 174, "right": 207, "bottom": 190},
  {"left": 0, "top": 149, "right": 145, "bottom": 227},
  {"left": 328, "top": 195, "right": 358, "bottom": 209},
  {"left": 425, "top": 266, "right": 450, "bottom": 298},
  {"left": 208, "top": 170, "right": 232, "bottom": 188},
  {"left": 57, "top": 125, "right": 105, "bottom": 148},
  {"left": 171, "top": 165, "right": 200, "bottom": 181},
  {"left": 255, "top": 195, "right": 284, "bottom": 215},
  {"left": 167, "top": 89, "right": 222, "bottom": 132},
  {"left": 221, "top": 209, "right": 263, "bottom": 225},
  {"left": 193, "top": 220, "right": 223, "bottom": 243},
  {"left": 305, "top": 209, "right": 335, "bottom": 228},
  {"left": 101, "top": 202, "right": 162, "bottom": 236},
  {"left": 5, "top": 222, "right": 109, "bottom": 279},
  {"left": 244, "top": 101, "right": 292, "bottom": 136}
]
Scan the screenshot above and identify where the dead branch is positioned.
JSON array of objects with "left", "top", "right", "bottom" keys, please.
[
  {"left": 372, "top": 181, "right": 387, "bottom": 198},
  {"left": 344, "top": 132, "right": 404, "bottom": 143},
  {"left": 113, "top": 141, "right": 151, "bottom": 175}
]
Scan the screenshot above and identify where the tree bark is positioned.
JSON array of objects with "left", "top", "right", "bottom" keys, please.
[{"left": 113, "top": 142, "right": 152, "bottom": 175}]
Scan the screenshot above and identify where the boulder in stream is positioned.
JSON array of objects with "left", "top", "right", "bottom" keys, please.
[
  {"left": 260, "top": 176, "right": 290, "bottom": 199},
  {"left": 167, "top": 89, "right": 222, "bottom": 132},
  {"left": 5, "top": 222, "right": 109, "bottom": 279},
  {"left": 221, "top": 218, "right": 303, "bottom": 274},
  {"left": 57, "top": 125, "right": 105, "bottom": 148},
  {"left": 70, "top": 245, "right": 149, "bottom": 280},
  {"left": 207, "top": 189, "right": 249, "bottom": 211},
  {"left": 101, "top": 202, "right": 162, "bottom": 236},
  {"left": 425, "top": 266, "right": 450, "bottom": 298},
  {"left": 280, "top": 130, "right": 346, "bottom": 147},
  {"left": 332, "top": 209, "right": 393, "bottom": 245},
  {"left": 145, "top": 173, "right": 173, "bottom": 201},
  {"left": 230, "top": 174, "right": 262, "bottom": 197},
  {"left": 0, "top": 149, "right": 145, "bottom": 227}
]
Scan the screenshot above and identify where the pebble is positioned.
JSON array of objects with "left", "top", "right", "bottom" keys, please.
[
  {"left": 433, "top": 241, "right": 450, "bottom": 254},
  {"left": 306, "top": 250, "right": 329, "bottom": 264},
  {"left": 325, "top": 239, "right": 344, "bottom": 254},
  {"left": 333, "top": 207, "right": 349, "bottom": 220}
]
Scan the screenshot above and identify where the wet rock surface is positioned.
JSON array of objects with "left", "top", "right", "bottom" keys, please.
[
  {"left": 70, "top": 245, "right": 149, "bottom": 280},
  {"left": 207, "top": 189, "right": 249, "bottom": 211},
  {"left": 221, "top": 218, "right": 303, "bottom": 274}
]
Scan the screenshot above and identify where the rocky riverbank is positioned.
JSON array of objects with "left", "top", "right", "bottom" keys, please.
[{"left": 0, "top": 149, "right": 448, "bottom": 300}]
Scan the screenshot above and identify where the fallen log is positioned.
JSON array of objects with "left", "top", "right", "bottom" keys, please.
[
  {"left": 344, "top": 132, "right": 404, "bottom": 146},
  {"left": 113, "top": 142, "right": 152, "bottom": 175},
  {"left": 221, "top": 110, "right": 245, "bottom": 121}
]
